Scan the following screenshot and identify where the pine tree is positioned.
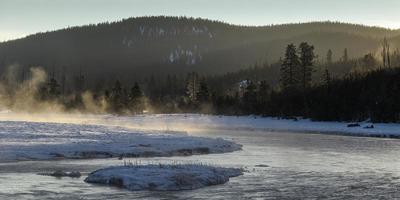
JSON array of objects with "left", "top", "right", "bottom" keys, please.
[
  {"left": 280, "top": 44, "right": 300, "bottom": 89},
  {"left": 323, "top": 68, "right": 331, "bottom": 88},
  {"left": 110, "top": 80, "right": 124, "bottom": 112},
  {"left": 362, "top": 53, "right": 376, "bottom": 69},
  {"left": 60, "top": 66, "right": 66, "bottom": 95},
  {"left": 128, "top": 82, "right": 143, "bottom": 113},
  {"left": 393, "top": 48, "right": 400, "bottom": 67},
  {"left": 104, "top": 90, "right": 110, "bottom": 101},
  {"left": 74, "top": 71, "right": 85, "bottom": 93},
  {"left": 197, "top": 78, "right": 210, "bottom": 102},
  {"left": 326, "top": 49, "right": 333, "bottom": 65},
  {"left": 257, "top": 80, "right": 270, "bottom": 112},
  {"left": 129, "top": 82, "right": 142, "bottom": 100},
  {"left": 48, "top": 78, "right": 60, "bottom": 97},
  {"left": 186, "top": 72, "right": 200, "bottom": 103},
  {"left": 112, "top": 80, "right": 123, "bottom": 97},
  {"left": 299, "top": 42, "right": 315, "bottom": 90},
  {"left": 146, "top": 75, "right": 157, "bottom": 100},
  {"left": 382, "top": 37, "right": 391, "bottom": 68},
  {"left": 242, "top": 80, "right": 257, "bottom": 113},
  {"left": 342, "top": 48, "right": 349, "bottom": 62},
  {"left": 40, "top": 78, "right": 60, "bottom": 100}
]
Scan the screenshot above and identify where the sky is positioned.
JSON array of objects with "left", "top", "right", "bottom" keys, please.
[{"left": 1, "top": 0, "right": 400, "bottom": 42}]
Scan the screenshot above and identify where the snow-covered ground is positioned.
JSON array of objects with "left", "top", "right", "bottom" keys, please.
[
  {"left": 1, "top": 112, "right": 399, "bottom": 163},
  {"left": 2, "top": 112, "right": 399, "bottom": 137},
  {"left": 0, "top": 120, "right": 241, "bottom": 163},
  {"left": 85, "top": 164, "right": 243, "bottom": 191},
  {"left": 108, "top": 114, "right": 400, "bottom": 137}
]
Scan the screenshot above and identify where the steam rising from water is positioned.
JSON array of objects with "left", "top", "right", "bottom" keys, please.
[
  {"left": 0, "top": 66, "right": 202, "bottom": 131},
  {"left": 0, "top": 112, "right": 213, "bottom": 135},
  {"left": 0, "top": 66, "right": 127, "bottom": 128},
  {"left": 0, "top": 65, "right": 215, "bottom": 132},
  {"left": 0, "top": 65, "right": 109, "bottom": 114}
]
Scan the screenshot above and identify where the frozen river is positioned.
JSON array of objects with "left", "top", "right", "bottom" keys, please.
[{"left": 2, "top": 126, "right": 400, "bottom": 199}]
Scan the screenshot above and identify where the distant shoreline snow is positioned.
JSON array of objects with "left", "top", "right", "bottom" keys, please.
[
  {"left": 109, "top": 114, "right": 400, "bottom": 138},
  {"left": 85, "top": 164, "right": 243, "bottom": 191}
]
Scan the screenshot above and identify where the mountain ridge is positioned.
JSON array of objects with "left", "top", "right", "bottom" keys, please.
[
  {"left": 2, "top": 17, "right": 399, "bottom": 43},
  {"left": 0, "top": 16, "right": 399, "bottom": 82}
]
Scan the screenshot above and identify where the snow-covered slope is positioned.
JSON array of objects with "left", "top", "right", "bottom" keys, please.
[
  {"left": 85, "top": 164, "right": 243, "bottom": 191},
  {"left": 0, "top": 121, "right": 241, "bottom": 163}
]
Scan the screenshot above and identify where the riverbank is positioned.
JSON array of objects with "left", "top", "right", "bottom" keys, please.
[
  {"left": 101, "top": 114, "right": 400, "bottom": 138},
  {"left": 0, "top": 112, "right": 399, "bottom": 139},
  {"left": 0, "top": 120, "right": 241, "bottom": 163}
]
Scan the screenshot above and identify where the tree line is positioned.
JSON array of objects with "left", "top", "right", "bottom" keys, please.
[{"left": 3, "top": 38, "right": 400, "bottom": 122}]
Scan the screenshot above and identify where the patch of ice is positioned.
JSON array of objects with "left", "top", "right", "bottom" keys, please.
[{"left": 85, "top": 164, "right": 243, "bottom": 191}]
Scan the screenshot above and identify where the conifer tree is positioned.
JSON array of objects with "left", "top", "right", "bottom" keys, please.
[
  {"left": 257, "top": 80, "right": 270, "bottom": 112},
  {"left": 242, "top": 80, "right": 257, "bottom": 113},
  {"left": 362, "top": 53, "right": 376, "bottom": 69},
  {"left": 382, "top": 37, "right": 391, "bottom": 68},
  {"left": 342, "top": 48, "right": 349, "bottom": 63},
  {"left": 128, "top": 82, "right": 143, "bottom": 113},
  {"left": 326, "top": 49, "right": 333, "bottom": 65},
  {"left": 393, "top": 48, "right": 400, "bottom": 67},
  {"left": 146, "top": 75, "right": 157, "bottom": 100},
  {"left": 40, "top": 78, "right": 60, "bottom": 100},
  {"left": 110, "top": 80, "right": 124, "bottom": 112},
  {"left": 74, "top": 73, "right": 85, "bottom": 93},
  {"left": 323, "top": 68, "right": 331, "bottom": 88},
  {"left": 47, "top": 78, "right": 61, "bottom": 98},
  {"left": 280, "top": 44, "right": 300, "bottom": 89},
  {"left": 186, "top": 72, "right": 200, "bottom": 103},
  {"left": 197, "top": 78, "right": 210, "bottom": 102},
  {"left": 129, "top": 82, "right": 142, "bottom": 100},
  {"left": 299, "top": 42, "right": 315, "bottom": 90}
]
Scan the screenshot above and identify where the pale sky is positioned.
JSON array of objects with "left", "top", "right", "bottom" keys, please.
[{"left": 1, "top": 0, "right": 400, "bottom": 42}]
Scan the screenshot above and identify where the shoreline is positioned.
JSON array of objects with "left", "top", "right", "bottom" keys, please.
[{"left": 0, "top": 112, "right": 399, "bottom": 139}]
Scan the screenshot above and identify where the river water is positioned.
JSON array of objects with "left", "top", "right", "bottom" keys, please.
[{"left": 2, "top": 128, "right": 400, "bottom": 199}]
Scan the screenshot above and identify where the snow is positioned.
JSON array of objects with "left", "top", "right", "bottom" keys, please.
[
  {"left": 0, "top": 120, "right": 241, "bottom": 163},
  {"left": 167, "top": 45, "right": 202, "bottom": 65},
  {"left": 84, "top": 164, "right": 243, "bottom": 191},
  {"left": 1, "top": 112, "right": 400, "bottom": 163},
  {"left": 136, "top": 25, "right": 211, "bottom": 38},
  {"left": 94, "top": 114, "right": 400, "bottom": 138},
  {"left": 139, "top": 26, "right": 145, "bottom": 35}
]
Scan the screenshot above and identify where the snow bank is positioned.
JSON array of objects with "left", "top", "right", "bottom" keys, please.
[
  {"left": 0, "top": 121, "right": 241, "bottom": 162},
  {"left": 85, "top": 164, "right": 243, "bottom": 191},
  {"left": 109, "top": 114, "right": 400, "bottom": 138}
]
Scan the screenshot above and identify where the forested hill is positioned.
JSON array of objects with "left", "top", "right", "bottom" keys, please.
[{"left": 1, "top": 16, "right": 400, "bottom": 79}]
